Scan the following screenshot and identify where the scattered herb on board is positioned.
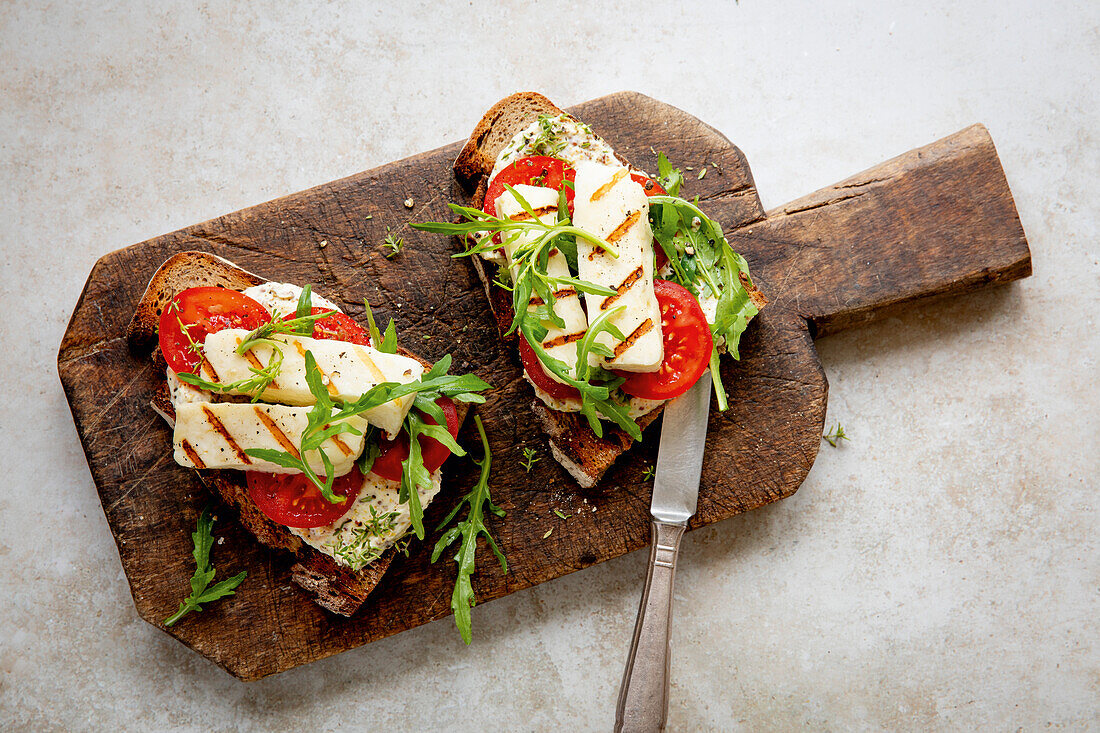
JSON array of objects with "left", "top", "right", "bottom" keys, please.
[
  {"left": 164, "top": 507, "right": 247, "bottom": 627},
  {"left": 431, "top": 415, "right": 507, "bottom": 644},
  {"left": 553, "top": 509, "right": 571, "bottom": 520},
  {"left": 521, "top": 447, "right": 540, "bottom": 472},
  {"left": 642, "top": 465, "right": 656, "bottom": 482},
  {"left": 823, "top": 423, "right": 850, "bottom": 447},
  {"left": 383, "top": 228, "right": 404, "bottom": 258}
]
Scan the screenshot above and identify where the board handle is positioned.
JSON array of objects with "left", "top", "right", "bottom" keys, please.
[{"left": 736, "top": 124, "right": 1031, "bottom": 337}]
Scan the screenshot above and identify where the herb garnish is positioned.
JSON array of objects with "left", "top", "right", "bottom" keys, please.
[
  {"left": 431, "top": 415, "right": 507, "bottom": 644},
  {"left": 245, "top": 352, "right": 490, "bottom": 539},
  {"left": 823, "top": 423, "right": 850, "bottom": 447},
  {"left": 383, "top": 227, "right": 404, "bottom": 259},
  {"left": 175, "top": 286, "right": 337, "bottom": 400},
  {"left": 332, "top": 506, "right": 401, "bottom": 571},
  {"left": 164, "top": 507, "right": 247, "bottom": 627},
  {"left": 520, "top": 447, "right": 540, "bottom": 472},
  {"left": 648, "top": 153, "right": 766, "bottom": 411},
  {"left": 412, "top": 187, "right": 642, "bottom": 440},
  {"left": 332, "top": 527, "right": 384, "bottom": 571}
]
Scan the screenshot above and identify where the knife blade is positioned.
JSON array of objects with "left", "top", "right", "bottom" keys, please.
[
  {"left": 650, "top": 370, "right": 712, "bottom": 524},
  {"left": 615, "top": 371, "right": 712, "bottom": 732}
]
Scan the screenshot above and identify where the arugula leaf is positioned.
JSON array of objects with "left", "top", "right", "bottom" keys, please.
[
  {"left": 431, "top": 415, "right": 507, "bottom": 644},
  {"left": 164, "top": 507, "right": 247, "bottom": 627},
  {"left": 356, "top": 424, "right": 382, "bottom": 474},
  {"left": 294, "top": 285, "right": 314, "bottom": 334},
  {"left": 645, "top": 189, "right": 765, "bottom": 409},
  {"left": 175, "top": 307, "right": 338, "bottom": 400},
  {"left": 244, "top": 349, "right": 491, "bottom": 542},
  {"left": 380, "top": 320, "right": 398, "bottom": 354},
  {"left": 415, "top": 203, "right": 644, "bottom": 440},
  {"left": 657, "top": 151, "right": 684, "bottom": 197}
]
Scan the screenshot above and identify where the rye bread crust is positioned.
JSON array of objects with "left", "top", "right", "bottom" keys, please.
[
  {"left": 454, "top": 94, "right": 666, "bottom": 487},
  {"left": 128, "top": 251, "right": 455, "bottom": 616}
]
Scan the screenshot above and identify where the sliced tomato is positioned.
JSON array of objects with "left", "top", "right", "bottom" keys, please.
[
  {"left": 247, "top": 467, "right": 363, "bottom": 529},
  {"left": 281, "top": 307, "right": 370, "bottom": 345},
  {"left": 158, "top": 287, "right": 271, "bottom": 375},
  {"left": 631, "top": 172, "right": 670, "bottom": 272},
  {"left": 370, "top": 397, "right": 460, "bottom": 482},
  {"left": 615, "top": 279, "right": 713, "bottom": 400},
  {"left": 631, "top": 172, "right": 666, "bottom": 197},
  {"left": 519, "top": 336, "right": 580, "bottom": 401},
  {"left": 484, "top": 155, "right": 575, "bottom": 218}
]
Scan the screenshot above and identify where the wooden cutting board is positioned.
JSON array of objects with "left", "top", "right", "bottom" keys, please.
[{"left": 57, "top": 92, "right": 1030, "bottom": 681}]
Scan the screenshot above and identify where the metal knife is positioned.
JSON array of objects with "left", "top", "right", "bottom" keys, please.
[{"left": 615, "top": 371, "right": 712, "bottom": 733}]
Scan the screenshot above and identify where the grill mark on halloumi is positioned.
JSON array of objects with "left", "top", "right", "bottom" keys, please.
[
  {"left": 543, "top": 331, "right": 587, "bottom": 349},
  {"left": 587, "top": 210, "right": 642, "bottom": 260},
  {"left": 329, "top": 434, "right": 354, "bottom": 456},
  {"left": 292, "top": 340, "right": 338, "bottom": 395},
  {"left": 199, "top": 358, "right": 221, "bottom": 383},
  {"left": 600, "top": 265, "right": 644, "bottom": 310},
  {"left": 253, "top": 406, "right": 300, "bottom": 459},
  {"left": 529, "top": 287, "right": 578, "bottom": 307},
  {"left": 179, "top": 439, "right": 206, "bottom": 469},
  {"left": 507, "top": 205, "right": 557, "bottom": 222},
  {"left": 591, "top": 169, "right": 628, "bottom": 202},
  {"left": 236, "top": 338, "right": 280, "bottom": 390},
  {"left": 201, "top": 405, "right": 252, "bottom": 465},
  {"left": 612, "top": 318, "right": 655, "bottom": 359},
  {"left": 606, "top": 210, "right": 642, "bottom": 244},
  {"left": 352, "top": 345, "right": 388, "bottom": 384}
]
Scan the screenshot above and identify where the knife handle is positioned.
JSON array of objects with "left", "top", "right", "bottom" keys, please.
[{"left": 615, "top": 520, "right": 687, "bottom": 733}]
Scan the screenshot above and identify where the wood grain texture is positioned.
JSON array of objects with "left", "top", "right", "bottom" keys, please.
[{"left": 57, "top": 92, "right": 1030, "bottom": 680}]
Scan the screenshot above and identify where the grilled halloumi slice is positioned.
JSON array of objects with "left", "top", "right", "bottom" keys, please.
[
  {"left": 571, "top": 161, "right": 664, "bottom": 372},
  {"left": 173, "top": 402, "right": 368, "bottom": 475},
  {"left": 201, "top": 330, "right": 423, "bottom": 438},
  {"left": 495, "top": 184, "right": 588, "bottom": 402}
]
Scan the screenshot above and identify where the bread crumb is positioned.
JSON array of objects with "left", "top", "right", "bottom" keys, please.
[
  {"left": 319, "top": 240, "right": 328, "bottom": 248},
  {"left": 404, "top": 197, "right": 414, "bottom": 208}
]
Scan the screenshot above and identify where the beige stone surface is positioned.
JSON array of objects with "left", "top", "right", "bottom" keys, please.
[{"left": 2, "top": 0, "right": 1097, "bottom": 730}]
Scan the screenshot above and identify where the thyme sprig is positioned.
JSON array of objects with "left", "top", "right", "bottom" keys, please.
[{"left": 520, "top": 447, "right": 540, "bottom": 472}]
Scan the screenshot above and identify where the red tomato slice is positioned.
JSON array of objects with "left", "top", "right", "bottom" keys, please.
[
  {"left": 630, "top": 172, "right": 666, "bottom": 197},
  {"left": 615, "top": 279, "right": 713, "bottom": 400},
  {"left": 484, "top": 155, "right": 575, "bottom": 218},
  {"left": 281, "top": 307, "right": 370, "bottom": 345},
  {"left": 247, "top": 467, "right": 363, "bottom": 529},
  {"left": 631, "top": 172, "right": 670, "bottom": 272},
  {"left": 158, "top": 287, "right": 271, "bottom": 375},
  {"left": 370, "top": 397, "right": 460, "bottom": 482},
  {"left": 519, "top": 336, "right": 580, "bottom": 401}
]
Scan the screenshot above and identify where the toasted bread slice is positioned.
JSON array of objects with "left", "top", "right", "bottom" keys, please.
[
  {"left": 129, "top": 251, "right": 456, "bottom": 615},
  {"left": 454, "top": 94, "right": 665, "bottom": 487},
  {"left": 454, "top": 92, "right": 563, "bottom": 189}
]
